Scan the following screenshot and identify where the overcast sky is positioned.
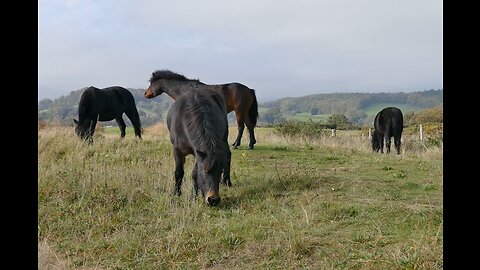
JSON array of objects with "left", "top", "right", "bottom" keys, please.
[{"left": 38, "top": 0, "right": 442, "bottom": 102}]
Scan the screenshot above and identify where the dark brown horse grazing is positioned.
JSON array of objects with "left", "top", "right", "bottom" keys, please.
[
  {"left": 372, "top": 107, "right": 404, "bottom": 154},
  {"left": 74, "top": 86, "right": 142, "bottom": 143},
  {"left": 167, "top": 89, "right": 232, "bottom": 206},
  {"left": 144, "top": 69, "right": 259, "bottom": 149}
]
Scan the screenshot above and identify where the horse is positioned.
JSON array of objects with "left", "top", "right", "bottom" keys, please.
[
  {"left": 144, "top": 69, "right": 259, "bottom": 149},
  {"left": 371, "top": 107, "right": 404, "bottom": 154},
  {"left": 167, "top": 89, "right": 232, "bottom": 206},
  {"left": 73, "top": 86, "right": 142, "bottom": 143}
]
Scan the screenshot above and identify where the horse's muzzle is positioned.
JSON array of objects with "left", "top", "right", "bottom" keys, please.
[
  {"left": 206, "top": 191, "right": 220, "bottom": 206},
  {"left": 206, "top": 196, "right": 220, "bottom": 206}
]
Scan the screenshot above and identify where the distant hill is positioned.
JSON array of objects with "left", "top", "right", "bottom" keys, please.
[
  {"left": 38, "top": 88, "right": 442, "bottom": 127},
  {"left": 259, "top": 89, "right": 442, "bottom": 125}
]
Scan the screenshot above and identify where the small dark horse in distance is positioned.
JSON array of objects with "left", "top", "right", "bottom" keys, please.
[
  {"left": 145, "top": 69, "right": 259, "bottom": 149},
  {"left": 167, "top": 89, "right": 232, "bottom": 206},
  {"left": 371, "top": 107, "right": 404, "bottom": 154},
  {"left": 74, "top": 86, "right": 142, "bottom": 143}
]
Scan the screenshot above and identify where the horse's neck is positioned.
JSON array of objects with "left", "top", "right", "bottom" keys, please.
[{"left": 161, "top": 80, "right": 201, "bottom": 99}]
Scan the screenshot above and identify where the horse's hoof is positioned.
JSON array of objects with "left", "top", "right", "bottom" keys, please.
[{"left": 248, "top": 146, "right": 254, "bottom": 150}]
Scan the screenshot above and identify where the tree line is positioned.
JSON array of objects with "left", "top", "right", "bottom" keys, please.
[
  {"left": 258, "top": 89, "right": 442, "bottom": 125},
  {"left": 38, "top": 88, "right": 442, "bottom": 128}
]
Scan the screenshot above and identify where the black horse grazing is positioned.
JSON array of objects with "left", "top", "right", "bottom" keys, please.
[
  {"left": 145, "top": 69, "right": 259, "bottom": 149},
  {"left": 73, "top": 86, "right": 142, "bottom": 142},
  {"left": 167, "top": 89, "right": 232, "bottom": 206},
  {"left": 372, "top": 107, "right": 404, "bottom": 154}
]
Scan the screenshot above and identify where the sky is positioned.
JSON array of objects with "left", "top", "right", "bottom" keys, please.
[{"left": 38, "top": 0, "right": 443, "bottom": 102}]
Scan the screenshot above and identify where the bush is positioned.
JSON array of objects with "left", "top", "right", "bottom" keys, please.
[
  {"left": 274, "top": 120, "right": 333, "bottom": 138},
  {"left": 326, "top": 113, "right": 356, "bottom": 130},
  {"left": 404, "top": 122, "right": 443, "bottom": 144},
  {"left": 406, "top": 106, "right": 443, "bottom": 126}
]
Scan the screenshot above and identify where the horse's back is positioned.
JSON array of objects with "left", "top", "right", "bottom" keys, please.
[
  {"left": 375, "top": 107, "right": 403, "bottom": 135},
  {"left": 168, "top": 90, "right": 228, "bottom": 151},
  {"left": 168, "top": 89, "right": 227, "bottom": 128},
  {"left": 79, "top": 86, "right": 138, "bottom": 121},
  {"left": 211, "top": 82, "right": 253, "bottom": 113},
  {"left": 81, "top": 86, "right": 133, "bottom": 103},
  {"left": 78, "top": 87, "right": 106, "bottom": 117},
  {"left": 101, "top": 86, "right": 134, "bottom": 101}
]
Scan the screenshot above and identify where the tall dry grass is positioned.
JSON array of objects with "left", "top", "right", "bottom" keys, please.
[{"left": 38, "top": 125, "right": 443, "bottom": 269}]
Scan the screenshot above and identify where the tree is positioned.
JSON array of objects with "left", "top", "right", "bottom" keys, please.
[
  {"left": 260, "top": 108, "right": 285, "bottom": 124},
  {"left": 345, "top": 109, "right": 367, "bottom": 125},
  {"left": 38, "top": 98, "right": 53, "bottom": 110},
  {"left": 326, "top": 113, "right": 353, "bottom": 130}
]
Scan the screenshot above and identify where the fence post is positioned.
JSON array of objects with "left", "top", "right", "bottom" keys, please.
[
  {"left": 331, "top": 128, "right": 336, "bottom": 137},
  {"left": 419, "top": 124, "right": 424, "bottom": 141},
  {"left": 368, "top": 128, "right": 372, "bottom": 140}
]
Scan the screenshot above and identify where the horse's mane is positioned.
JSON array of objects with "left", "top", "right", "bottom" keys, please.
[
  {"left": 183, "top": 91, "right": 227, "bottom": 171},
  {"left": 149, "top": 69, "right": 201, "bottom": 83}
]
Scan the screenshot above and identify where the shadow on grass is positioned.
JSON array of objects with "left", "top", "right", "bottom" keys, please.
[{"left": 217, "top": 173, "right": 341, "bottom": 210}]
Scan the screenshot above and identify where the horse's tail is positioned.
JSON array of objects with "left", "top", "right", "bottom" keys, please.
[
  {"left": 125, "top": 91, "right": 143, "bottom": 136},
  {"left": 133, "top": 105, "right": 143, "bottom": 135},
  {"left": 249, "top": 89, "right": 259, "bottom": 127}
]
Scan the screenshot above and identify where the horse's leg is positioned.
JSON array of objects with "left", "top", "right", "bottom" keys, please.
[
  {"left": 88, "top": 118, "right": 97, "bottom": 144},
  {"left": 394, "top": 135, "right": 402, "bottom": 155},
  {"left": 221, "top": 147, "right": 232, "bottom": 187},
  {"left": 191, "top": 162, "right": 199, "bottom": 201},
  {"left": 385, "top": 133, "right": 392, "bottom": 154},
  {"left": 125, "top": 110, "right": 142, "bottom": 139},
  {"left": 115, "top": 117, "right": 127, "bottom": 138},
  {"left": 380, "top": 135, "right": 384, "bottom": 153},
  {"left": 232, "top": 113, "right": 245, "bottom": 149},
  {"left": 173, "top": 148, "right": 185, "bottom": 196},
  {"left": 245, "top": 117, "right": 257, "bottom": 150}
]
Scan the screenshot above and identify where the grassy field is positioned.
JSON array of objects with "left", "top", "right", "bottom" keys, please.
[{"left": 38, "top": 124, "right": 443, "bottom": 269}]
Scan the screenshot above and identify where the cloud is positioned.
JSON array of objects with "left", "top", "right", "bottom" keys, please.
[{"left": 38, "top": 0, "right": 442, "bottom": 101}]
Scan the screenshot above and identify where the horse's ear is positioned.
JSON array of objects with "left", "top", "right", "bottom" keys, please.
[
  {"left": 73, "top": 119, "right": 78, "bottom": 125},
  {"left": 196, "top": 150, "right": 207, "bottom": 160}
]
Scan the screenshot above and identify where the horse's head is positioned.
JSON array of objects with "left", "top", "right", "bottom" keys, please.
[
  {"left": 195, "top": 150, "right": 223, "bottom": 206},
  {"left": 145, "top": 74, "right": 164, "bottom": 99},
  {"left": 73, "top": 119, "right": 94, "bottom": 141},
  {"left": 371, "top": 130, "right": 381, "bottom": 152}
]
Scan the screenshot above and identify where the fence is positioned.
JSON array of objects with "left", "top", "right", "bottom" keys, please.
[{"left": 329, "top": 123, "right": 440, "bottom": 143}]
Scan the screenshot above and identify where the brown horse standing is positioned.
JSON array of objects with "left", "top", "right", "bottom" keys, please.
[{"left": 144, "top": 69, "right": 259, "bottom": 149}]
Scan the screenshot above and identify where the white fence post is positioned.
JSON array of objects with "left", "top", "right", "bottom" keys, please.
[
  {"left": 419, "top": 124, "right": 424, "bottom": 141},
  {"left": 368, "top": 128, "right": 372, "bottom": 140},
  {"left": 331, "top": 128, "right": 336, "bottom": 137}
]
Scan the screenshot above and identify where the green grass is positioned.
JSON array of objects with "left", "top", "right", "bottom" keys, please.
[
  {"left": 38, "top": 125, "right": 443, "bottom": 269},
  {"left": 363, "top": 103, "right": 424, "bottom": 117},
  {"left": 103, "top": 126, "right": 136, "bottom": 135}
]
